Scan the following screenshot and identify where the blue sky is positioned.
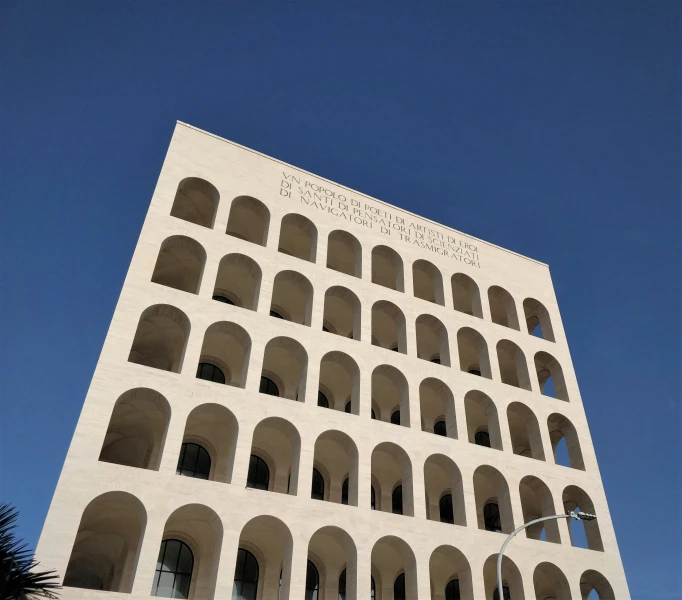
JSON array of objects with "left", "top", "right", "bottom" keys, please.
[{"left": 1, "top": 2, "right": 679, "bottom": 598}]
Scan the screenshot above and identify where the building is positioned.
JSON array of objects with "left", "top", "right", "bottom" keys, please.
[{"left": 36, "top": 122, "right": 630, "bottom": 600}]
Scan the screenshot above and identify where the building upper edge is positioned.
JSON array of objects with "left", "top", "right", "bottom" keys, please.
[{"left": 176, "top": 121, "right": 550, "bottom": 269}]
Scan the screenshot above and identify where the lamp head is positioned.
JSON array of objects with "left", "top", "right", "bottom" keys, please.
[{"left": 576, "top": 511, "right": 597, "bottom": 521}]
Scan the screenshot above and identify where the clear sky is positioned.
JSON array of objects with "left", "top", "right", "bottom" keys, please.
[{"left": 1, "top": 2, "right": 680, "bottom": 598}]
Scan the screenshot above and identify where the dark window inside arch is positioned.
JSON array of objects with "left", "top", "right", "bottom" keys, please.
[
  {"left": 371, "top": 576, "right": 376, "bottom": 599},
  {"left": 475, "top": 430, "right": 491, "bottom": 448},
  {"left": 434, "top": 420, "right": 447, "bottom": 436},
  {"left": 342, "top": 478, "right": 349, "bottom": 505},
  {"left": 484, "top": 502, "right": 502, "bottom": 532},
  {"left": 371, "top": 485, "right": 376, "bottom": 510},
  {"left": 233, "top": 548, "right": 259, "bottom": 600},
  {"left": 493, "top": 585, "right": 511, "bottom": 600},
  {"left": 317, "top": 391, "right": 329, "bottom": 408},
  {"left": 394, "top": 573, "right": 406, "bottom": 600},
  {"left": 445, "top": 578, "right": 460, "bottom": 600},
  {"left": 391, "top": 410, "right": 401, "bottom": 425},
  {"left": 176, "top": 442, "right": 211, "bottom": 479},
  {"left": 322, "top": 325, "right": 330, "bottom": 333},
  {"left": 247, "top": 454, "right": 270, "bottom": 490},
  {"left": 305, "top": 560, "right": 319, "bottom": 600},
  {"left": 468, "top": 368, "right": 482, "bottom": 376},
  {"left": 196, "top": 362, "right": 225, "bottom": 384},
  {"left": 259, "top": 376, "right": 280, "bottom": 396},
  {"left": 391, "top": 345, "right": 399, "bottom": 352},
  {"left": 338, "top": 568, "right": 346, "bottom": 600},
  {"left": 212, "top": 295, "right": 235, "bottom": 305},
  {"left": 430, "top": 357, "right": 441, "bottom": 364},
  {"left": 152, "top": 539, "right": 193, "bottom": 599},
  {"left": 345, "top": 400, "right": 352, "bottom": 413},
  {"left": 311, "top": 468, "right": 325, "bottom": 500},
  {"left": 392, "top": 485, "right": 403, "bottom": 515},
  {"left": 371, "top": 408, "right": 377, "bottom": 420},
  {"left": 439, "top": 494, "right": 454, "bottom": 524},
  {"left": 270, "top": 310, "right": 284, "bottom": 319}
]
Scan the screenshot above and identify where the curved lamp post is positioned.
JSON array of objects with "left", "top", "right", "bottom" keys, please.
[{"left": 496, "top": 511, "right": 596, "bottom": 600}]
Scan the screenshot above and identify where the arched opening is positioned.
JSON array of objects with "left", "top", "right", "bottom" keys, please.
[
  {"left": 371, "top": 537, "right": 417, "bottom": 600},
  {"left": 451, "top": 273, "right": 482, "bottom": 318},
  {"left": 464, "top": 391, "right": 502, "bottom": 450},
  {"left": 327, "top": 230, "right": 362, "bottom": 278},
  {"left": 319, "top": 352, "right": 360, "bottom": 414},
  {"left": 419, "top": 378, "right": 457, "bottom": 439},
  {"left": 170, "top": 178, "right": 219, "bottom": 229},
  {"left": 456, "top": 327, "right": 492, "bottom": 378},
  {"left": 507, "top": 402, "right": 545, "bottom": 460},
  {"left": 232, "top": 548, "right": 259, "bottom": 600},
  {"left": 308, "top": 526, "right": 357, "bottom": 600},
  {"left": 429, "top": 545, "right": 474, "bottom": 600},
  {"left": 236, "top": 516, "right": 293, "bottom": 600},
  {"left": 260, "top": 337, "right": 308, "bottom": 401},
  {"left": 371, "top": 301, "right": 407, "bottom": 353},
  {"left": 579, "top": 570, "right": 615, "bottom": 600},
  {"left": 533, "top": 562, "right": 572, "bottom": 600},
  {"left": 523, "top": 298, "right": 555, "bottom": 341},
  {"left": 412, "top": 259, "right": 444, "bottom": 305},
  {"left": 212, "top": 254, "right": 262, "bottom": 311},
  {"left": 563, "top": 486, "right": 603, "bottom": 551},
  {"left": 473, "top": 466, "right": 514, "bottom": 534},
  {"left": 178, "top": 403, "right": 238, "bottom": 483},
  {"left": 371, "top": 245, "right": 404, "bottom": 291},
  {"left": 128, "top": 305, "right": 190, "bottom": 373},
  {"left": 372, "top": 365, "right": 410, "bottom": 426},
  {"left": 278, "top": 213, "right": 317, "bottom": 262},
  {"left": 313, "top": 431, "right": 359, "bottom": 506},
  {"left": 535, "top": 352, "right": 569, "bottom": 401},
  {"left": 249, "top": 417, "right": 301, "bottom": 495},
  {"left": 196, "top": 321, "right": 251, "bottom": 388},
  {"left": 496, "top": 340, "right": 532, "bottom": 390},
  {"left": 424, "top": 454, "right": 466, "bottom": 526},
  {"left": 519, "top": 476, "right": 561, "bottom": 543},
  {"left": 483, "top": 554, "right": 524, "bottom": 600},
  {"left": 547, "top": 413, "right": 585, "bottom": 470},
  {"left": 152, "top": 504, "right": 222, "bottom": 599},
  {"left": 270, "top": 270, "right": 314, "bottom": 326},
  {"left": 99, "top": 388, "right": 170, "bottom": 470},
  {"left": 371, "top": 443, "right": 413, "bottom": 516},
  {"left": 323, "top": 286, "right": 361, "bottom": 340},
  {"left": 488, "top": 286, "right": 519, "bottom": 330},
  {"left": 226, "top": 196, "right": 270, "bottom": 246},
  {"left": 63, "top": 492, "right": 146, "bottom": 592},
  {"left": 415, "top": 314, "right": 451, "bottom": 366},
  {"left": 151, "top": 236, "right": 206, "bottom": 294},
  {"left": 311, "top": 468, "right": 325, "bottom": 501}
]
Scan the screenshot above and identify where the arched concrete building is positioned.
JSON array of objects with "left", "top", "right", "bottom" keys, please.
[{"left": 37, "top": 123, "right": 630, "bottom": 600}]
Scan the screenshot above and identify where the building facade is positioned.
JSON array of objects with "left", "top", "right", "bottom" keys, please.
[{"left": 36, "top": 122, "right": 630, "bottom": 600}]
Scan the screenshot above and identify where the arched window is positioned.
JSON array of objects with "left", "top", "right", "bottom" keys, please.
[
  {"left": 394, "top": 573, "right": 406, "bottom": 600},
  {"left": 445, "top": 579, "right": 460, "bottom": 600},
  {"left": 212, "top": 295, "right": 235, "bottom": 305},
  {"left": 391, "top": 410, "right": 401, "bottom": 425},
  {"left": 152, "top": 539, "right": 193, "bottom": 599},
  {"left": 270, "top": 310, "right": 284, "bottom": 319},
  {"left": 434, "top": 420, "right": 447, "bottom": 436},
  {"left": 246, "top": 455, "right": 269, "bottom": 490},
  {"left": 342, "top": 478, "right": 349, "bottom": 505},
  {"left": 475, "top": 430, "right": 491, "bottom": 448},
  {"left": 430, "top": 356, "right": 441, "bottom": 364},
  {"left": 392, "top": 485, "right": 403, "bottom": 515},
  {"left": 233, "top": 548, "right": 259, "bottom": 600},
  {"left": 439, "top": 493, "right": 454, "bottom": 524},
  {"left": 317, "top": 392, "right": 329, "bottom": 408},
  {"left": 176, "top": 443, "right": 211, "bottom": 479},
  {"left": 468, "top": 368, "right": 481, "bottom": 376},
  {"left": 371, "top": 408, "right": 377, "bottom": 420},
  {"left": 305, "top": 560, "right": 320, "bottom": 600},
  {"left": 345, "top": 400, "right": 352, "bottom": 413},
  {"left": 371, "top": 576, "right": 376, "bottom": 599},
  {"left": 371, "top": 485, "right": 376, "bottom": 510},
  {"left": 259, "top": 376, "right": 279, "bottom": 396},
  {"left": 493, "top": 585, "right": 511, "bottom": 600},
  {"left": 338, "top": 568, "right": 346, "bottom": 600},
  {"left": 484, "top": 502, "right": 501, "bottom": 532},
  {"left": 196, "top": 362, "right": 226, "bottom": 384},
  {"left": 311, "top": 468, "right": 325, "bottom": 500}
]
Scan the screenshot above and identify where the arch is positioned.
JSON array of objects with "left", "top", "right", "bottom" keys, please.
[
  {"left": 533, "top": 562, "right": 572, "bottom": 600},
  {"left": 176, "top": 443, "right": 211, "bottom": 480},
  {"left": 371, "top": 245, "right": 404, "bottom": 291},
  {"left": 451, "top": 273, "right": 482, "bottom": 318},
  {"left": 197, "top": 321, "right": 251, "bottom": 388},
  {"left": 311, "top": 467, "right": 325, "bottom": 501},
  {"left": 372, "top": 300, "right": 407, "bottom": 353},
  {"left": 519, "top": 476, "right": 561, "bottom": 543},
  {"left": 247, "top": 454, "right": 270, "bottom": 490},
  {"left": 423, "top": 454, "right": 466, "bottom": 526},
  {"left": 232, "top": 548, "right": 259, "bottom": 600},
  {"left": 153, "top": 539, "right": 194, "bottom": 598},
  {"left": 151, "top": 236, "right": 206, "bottom": 294},
  {"left": 128, "top": 304, "right": 190, "bottom": 373},
  {"left": 327, "top": 230, "right": 362, "bottom": 278},
  {"left": 488, "top": 286, "right": 520, "bottom": 330},
  {"left": 372, "top": 365, "right": 410, "bottom": 426},
  {"left": 213, "top": 253, "right": 262, "bottom": 311},
  {"left": 563, "top": 486, "right": 603, "bottom": 551},
  {"left": 464, "top": 391, "right": 503, "bottom": 450},
  {"left": 535, "top": 352, "right": 569, "bottom": 401},
  {"left": 318, "top": 351, "right": 360, "bottom": 413},
  {"left": 249, "top": 417, "right": 301, "bottom": 495},
  {"left": 99, "top": 388, "right": 170, "bottom": 470},
  {"left": 415, "top": 314, "right": 451, "bottom": 366},
  {"left": 496, "top": 340, "right": 532, "bottom": 390},
  {"left": 63, "top": 492, "right": 146, "bottom": 592},
  {"left": 473, "top": 466, "right": 514, "bottom": 533},
  {"left": 419, "top": 378, "right": 457, "bottom": 439},
  {"left": 429, "top": 545, "right": 474, "bottom": 600},
  {"left": 371, "top": 442, "right": 413, "bottom": 516},
  {"left": 226, "top": 196, "right": 270, "bottom": 246},
  {"left": 371, "top": 536, "right": 417, "bottom": 600},
  {"left": 579, "top": 570, "right": 615, "bottom": 600},
  {"left": 279, "top": 213, "right": 317, "bottom": 262},
  {"left": 271, "top": 270, "right": 314, "bottom": 326},
  {"left": 412, "top": 259, "right": 445, "bottom": 305},
  {"left": 507, "top": 402, "right": 545, "bottom": 460},
  {"left": 323, "top": 286, "right": 361, "bottom": 340},
  {"left": 483, "top": 554, "right": 524, "bottom": 600},
  {"left": 308, "top": 526, "right": 357, "bottom": 600},
  {"left": 170, "top": 177, "right": 219, "bottom": 229},
  {"left": 547, "top": 413, "right": 585, "bottom": 470},
  {"left": 523, "top": 298, "right": 555, "bottom": 341},
  {"left": 261, "top": 336, "right": 308, "bottom": 401},
  {"left": 456, "top": 327, "right": 492, "bottom": 378},
  {"left": 313, "top": 430, "right": 359, "bottom": 506}
]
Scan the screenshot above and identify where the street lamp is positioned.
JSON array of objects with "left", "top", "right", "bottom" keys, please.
[{"left": 496, "top": 511, "right": 596, "bottom": 600}]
